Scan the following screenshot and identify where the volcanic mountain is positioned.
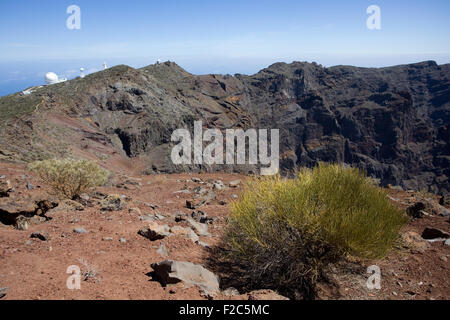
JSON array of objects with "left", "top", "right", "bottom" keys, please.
[{"left": 0, "top": 60, "right": 448, "bottom": 195}]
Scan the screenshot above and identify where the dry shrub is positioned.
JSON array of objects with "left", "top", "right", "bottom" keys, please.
[
  {"left": 221, "top": 163, "right": 406, "bottom": 299},
  {"left": 29, "top": 159, "right": 109, "bottom": 199}
]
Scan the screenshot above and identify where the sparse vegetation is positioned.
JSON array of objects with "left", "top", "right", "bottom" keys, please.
[
  {"left": 221, "top": 163, "right": 407, "bottom": 299},
  {"left": 29, "top": 159, "right": 109, "bottom": 199},
  {"left": 77, "top": 258, "right": 101, "bottom": 283}
]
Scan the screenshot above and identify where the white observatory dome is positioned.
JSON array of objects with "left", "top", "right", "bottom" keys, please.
[{"left": 45, "top": 72, "right": 59, "bottom": 85}]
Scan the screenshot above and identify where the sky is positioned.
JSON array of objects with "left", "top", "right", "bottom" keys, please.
[{"left": 0, "top": 0, "right": 449, "bottom": 96}]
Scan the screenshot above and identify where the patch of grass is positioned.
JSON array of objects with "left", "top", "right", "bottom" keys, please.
[
  {"left": 29, "top": 159, "right": 109, "bottom": 199},
  {"left": 220, "top": 163, "right": 406, "bottom": 299}
]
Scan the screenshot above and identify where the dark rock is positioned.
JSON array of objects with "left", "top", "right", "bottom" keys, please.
[
  {"left": 30, "top": 232, "right": 50, "bottom": 241},
  {"left": 406, "top": 202, "right": 427, "bottom": 218},
  {"left": 422, "top": 227, "right": 450, "bottom": 240}
]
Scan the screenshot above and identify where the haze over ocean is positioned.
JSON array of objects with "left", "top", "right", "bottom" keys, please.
[{"left": 1, "top": 0, "right": 449, "bottom": 96}]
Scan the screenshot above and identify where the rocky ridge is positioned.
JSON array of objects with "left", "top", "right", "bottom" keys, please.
[{"left": 0, "top": 60, "right": 448, "bottom": 194}]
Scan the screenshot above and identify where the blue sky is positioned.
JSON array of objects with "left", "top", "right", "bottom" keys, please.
[{"left": 1, "top": 0, "right": 449, "bottom": 96}]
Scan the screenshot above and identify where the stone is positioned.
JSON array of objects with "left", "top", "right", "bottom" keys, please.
[
  {"left": 151, "top": 260, "right": 220, "bottom": 294},
  {"left": 157, "top": 243, "right": 168, "bottom": 257},
  {"left": 15, "top": 216, "right": 30, "bottom": 231},
  {"left": 186, "top": 190, "right": 216, "bottom": 209},
  {"left": 119, "top": 238, "right": 127, "bottom": 243},
  {"left": 406, "top": 202, "right": 427, "bottom": 218},
  {"left": 139, "top": 215, "right": 155, "bottom": 222},
  {"left": 0, "top": 287, "right": 7, "bottom": 299},
  {"left": 30, "top": 232, "right": 50, "bottom": 241},
  {"left": 213, "top": 180, "right": 226, "bottom": 191},
  {"left": 231, "top": 194, "right": 238, "bottom": 199},
  {"left": 197, "top": 241, "right": 210, "bottom": 248},
  {"left": 187, "top": 218, "right": 210, "bottom": 237},
  {"left": 73, "top": 227, "right": 88, "bottom": 234},
  {"left": 170, "top": 226, "right": 199, "bottom": 243},
  {"left": 407, "top": 199, "right": 450, "bottom": 218},
  {"left": 174, "top": 189, "right": 192, "bottom": 194},
  {"left": 29, "top": 215, "right": 47, "bottom": 225},
  {"left": 129, "top": 207, "right": 141, "bottom": 215},
  {"left": 191, "top": 211, "right": 215, "bottom": 224},
  {"left": 191, "top": 178, "right": 202, "bottom": 183},
  {"left": 402, "top": 231, "right": 431, "bottom": 252},
  {"left": 422, "top": 227, "right": 450, "bottom": 240},
  {"left": 0, "top": 180, "right": 12, "bottom": 197},
  {"left": 138, "top": 222, "right": 170, "bottom": 241},
  {"left": 173, "top": 212, "right": 188, "bottom": 222},
  {"left": 439, "top": 195, "right": 450, "bottom": 207},
  {"left": 247, "top": 289, "right": 289, "bottom": 300},
  {"left": 445, "top": 239, "right": 450, "bottom": 246},
  {"left": 100, "top": 195, "right": 126, "bottom": 211},
  {"left": 222, "top": 287, "right": 240, "bottom": 296},
  {"left": 228, "top": 180, "right": 241, "bottom": 188},
  {"left": 26, "top": 182, "right": 34, "bottom": 190},
  {"left": 102, "top": 237, "right": 113, "bottom": 241}
]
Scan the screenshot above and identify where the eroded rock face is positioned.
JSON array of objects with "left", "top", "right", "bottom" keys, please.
[
  {"left": 1, "top": 61, "right": 448, "bottom": 194},
  {"left": 0, "top": 194, "right": 58, "bottom": 227}
]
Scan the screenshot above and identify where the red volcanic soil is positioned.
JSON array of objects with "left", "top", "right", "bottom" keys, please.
[{"left": 0, "top": 163, "right": 448, "bottom": 300}]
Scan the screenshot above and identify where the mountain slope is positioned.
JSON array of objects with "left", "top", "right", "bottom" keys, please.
[{"left": 0, "top": 60, "right": 448, "bottom": 194}]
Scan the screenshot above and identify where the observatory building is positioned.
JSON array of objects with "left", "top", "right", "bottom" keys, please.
[{"left": 45, "top": 72, "right": 67, "bottom": 85}]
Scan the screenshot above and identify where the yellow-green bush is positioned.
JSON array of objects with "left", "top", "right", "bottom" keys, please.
[
  {"left": 29, "top": 159, "right": 109, "bottom": 199},
  {"left": 223, "top": 163, "right": 406, "bottom": 299}
]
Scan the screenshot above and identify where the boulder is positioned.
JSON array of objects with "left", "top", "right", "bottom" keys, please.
[
  {"left": 151, "top": 260, "right": 220, "bottom": 294},
  {"left": 138, "top": 222, "right": 170, "bottom": 241}
]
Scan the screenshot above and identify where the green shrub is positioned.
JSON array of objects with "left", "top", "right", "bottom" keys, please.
[
  {"left": 29, "top": 159, "right": 109, "bottom": 199},
  {"left": 222, "top": 163, "right": 406, "bottom": 299}
]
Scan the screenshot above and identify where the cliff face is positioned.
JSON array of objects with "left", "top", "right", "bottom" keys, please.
[{"left": 0, "top": 60, "right": 448, "bottom": 194}]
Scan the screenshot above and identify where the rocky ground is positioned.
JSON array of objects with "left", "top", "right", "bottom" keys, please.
[{"left": 0, "top": 162, "right": 449, "bottom": 300}]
